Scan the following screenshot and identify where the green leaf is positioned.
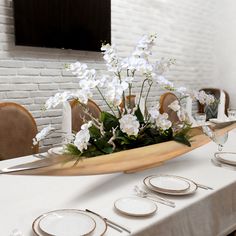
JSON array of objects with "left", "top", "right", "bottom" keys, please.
[
  {"left": 100, "top": 111, "right": 119, "bottom": 131},
  {"left": 89, "top": 125, "right": 101, "bottom": 139},
  {"left": 173, "top": 135, "right": 191, "bottom": 147},
  {"left": 134, "top": 106, "right": 144, "bottom": 123}
]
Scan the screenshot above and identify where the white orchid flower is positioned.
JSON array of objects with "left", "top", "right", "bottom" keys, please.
[
  {"left": 74, "top": 121, "right": 92, "bottom": 153},
  {"left": 155, "top": 75, "right": 174, "bottom": 89},
  {"left": 33, "top": 124, "right": 55, "bottom": 145},
  {"left": 105, "top": 78, "right": 129, "bottom": 106},
  {"left": 45, "top": 91, "right": 73, "bottom": 110}
]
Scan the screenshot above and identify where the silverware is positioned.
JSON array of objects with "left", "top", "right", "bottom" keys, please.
[
  {"left": 134, "top": 186, "right": 175, "bottom": 205},
  {"left": 85, "top": 209, "right": 131, "bottom": 234},
  {"left": 195, "top": 183, "right": 213, "bottom": 190},
  {"left": 211, "top": 158, "right": 236, "bottom": 171},
  {"left": 106, "top": 222, "right": 123, "bottom": 233}
]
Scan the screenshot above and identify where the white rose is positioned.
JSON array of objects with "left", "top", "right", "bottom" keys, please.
[
  {"left": 119, "top": 114, "right": 140, "bottom": 136},
  {"left": 156, "top": 113, "right": 172, "bottom": 130}
]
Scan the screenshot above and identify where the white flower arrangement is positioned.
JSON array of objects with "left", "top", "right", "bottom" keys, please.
[{"left": 34, "top": 34, "right": 215, "bottom": 159}]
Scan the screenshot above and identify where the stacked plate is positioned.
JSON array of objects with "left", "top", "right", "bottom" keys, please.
[
  {"left": 213, "top": 152, "right": 236, "bottom": 167},
  {"left": 143, "top": 174, "right": 198, "bottom": 196},
  {"left": 32, "top": 209, "right": 107, "bottom": 236}
]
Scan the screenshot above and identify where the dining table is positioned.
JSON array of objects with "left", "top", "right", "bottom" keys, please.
[{"left": 1, "top": 128, "right": 236, "bottom": 236}]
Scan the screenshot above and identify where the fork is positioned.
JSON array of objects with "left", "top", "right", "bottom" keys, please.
[{"left": 134, "top": 186, "right": 175, "bottom": 208}]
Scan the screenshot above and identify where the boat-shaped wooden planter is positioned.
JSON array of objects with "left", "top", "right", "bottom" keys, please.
[{"left": 15, "top": 122, "right": 236, "bottom": 176}]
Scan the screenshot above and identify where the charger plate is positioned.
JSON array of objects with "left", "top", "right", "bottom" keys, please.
[
  {"left": 32, "top": 209, "right": 107, "bottom": 236},
  {"left": 144, "top": 175, "right": 198, "bottom": 196},
  {"left": 114, "top": 197, "right": 157, "bottom": 217},
  {"left": 214, "top": 152, "right": 236, "bottom": 166}
]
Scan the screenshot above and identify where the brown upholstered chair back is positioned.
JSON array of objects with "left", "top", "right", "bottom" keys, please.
[
  {"left": 159, "top": 92, "right": 180, "bottom": 123},
  {"left": 70, "top": 99, "right": 101, "bottom": 132},
  {"left": 198, "top": 88, "right": 230, "bottom": 120},
  {"left": 0, "top": 102, "right": 38, "bottom": 160}
]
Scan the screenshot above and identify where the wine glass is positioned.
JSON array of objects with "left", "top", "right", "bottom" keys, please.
[
  {"left": 227, "top": 108, "right": 236, "bottom": 120},
  {"left": 213, "top": 132, "right": 229, "bottom": 152},
  {"left": 194, "top": 112, "right": 206, "bottom": 126}
]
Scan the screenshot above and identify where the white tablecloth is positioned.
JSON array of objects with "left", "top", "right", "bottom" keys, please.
[{"left": 1, "top": 130, "right": 236, "bottom": 236}]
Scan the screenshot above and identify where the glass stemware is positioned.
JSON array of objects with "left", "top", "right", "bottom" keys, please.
[
  {"left": 213, "top": 132, "right": 229, "bottom": 152},
  {"left": 194, "top": 112, "right": 206, "bottom": 126},
  {"left": 227, "top": 108, "right": 236, "bottom": 120}
]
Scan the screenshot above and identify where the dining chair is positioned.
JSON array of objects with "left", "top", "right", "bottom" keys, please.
[
  {"left": 197, "top": 88, "right": 230, "bottom": 120},
  {"left": 159, "top": 92, "right": 180, "bottom": 123},
  {"left": 70, "top": 99, "right": 101, "bottom": 132},
  {"left": 0, "top": 102, "right": 38, "bottom": 160}
]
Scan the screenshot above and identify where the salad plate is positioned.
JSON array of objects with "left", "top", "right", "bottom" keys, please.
[{"left": 114, "top": 197, "right": 157, "bottom": 217}]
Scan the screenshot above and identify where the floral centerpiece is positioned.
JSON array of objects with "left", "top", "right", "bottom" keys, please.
[{"left": 33, "top": 34, "right": 214, "bottom": 162}]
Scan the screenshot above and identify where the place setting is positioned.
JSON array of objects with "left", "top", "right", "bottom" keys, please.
[
  {"left": 212, "top": 152, "right": 236, "bottom": 171},
  {"left": 32, "top": 208, "right": 131, "bottom": 236},
  {"left": 133, "top": 174, "right": 213, "bottom": 205}
]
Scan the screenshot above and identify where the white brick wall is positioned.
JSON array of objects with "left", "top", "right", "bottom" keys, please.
[{"left": 0, "top": 0, "right": 219, "bottom": 151}]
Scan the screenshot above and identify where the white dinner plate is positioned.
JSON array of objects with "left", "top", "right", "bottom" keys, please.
[
  {"left": 209, "top": 118, "right": 236, "bottom": 124},
  {"left": 149, "top": 175, "right": 190, "bottom": 193},
  {"left": 38, "top": 210, "right": 96, "bottom": 236},
  {"left": 114, "top": 197, "right": 157, "bottom": 217},
  {"left": 215, "top": 152, "right": 236, "bottom": 166},
  {"left": 32, "top": 209, "right": 107, "bottom": 236},
  {"left": 47, "top": 147, "right": 64, "bottom": 155},
  {"left": 143, "top": 175, "right": 198, "bottom": 196}
]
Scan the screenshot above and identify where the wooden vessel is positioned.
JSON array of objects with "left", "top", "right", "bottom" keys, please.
[{"left": 13, "top": 123, "right": 236, "bottom": 176}]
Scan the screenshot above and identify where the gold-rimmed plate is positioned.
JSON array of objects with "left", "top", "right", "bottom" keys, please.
[
  {"left": 214, "top": 152, "right": 236, "bottom": 166},
  {"left": 32, "top": 209, "right": 107, "bottom": 236},
  {"left": 149, "top": 175, "right": 190, "bottom": 193},
  {"left": 47, "top": 147, "right": 64, "bottom": 155},
  {"left": 143, "top": 175, "right": 198, "bottom": 196},
  {"left": 114, "top": 197, "right": 157, "bottom": 217}
]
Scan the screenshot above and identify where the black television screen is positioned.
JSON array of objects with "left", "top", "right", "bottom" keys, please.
[{"left": 13, "top": 0, "right": 111, "bottom": 51}]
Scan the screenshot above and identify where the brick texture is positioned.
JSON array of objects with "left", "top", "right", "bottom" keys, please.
[{"left": 0, "top": 0, "right": 219, "bottom": 150}]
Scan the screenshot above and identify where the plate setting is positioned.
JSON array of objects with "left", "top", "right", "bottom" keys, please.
[
  {"left": 32, "top": 209, "right": 107, "bottom": 236},
  {"left": 114, "top": 196, "right": 157, "bottom": 217},
  {"left": 143, "top": 175, "right": 198, "bottom": 196},
  {"left": 214, "top": 152, "right": 236, "bottom": 166}
]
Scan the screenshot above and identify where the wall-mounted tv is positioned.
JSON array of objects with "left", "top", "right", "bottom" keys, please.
[{"left": 13, "top": 0, "right": 111, "bottom": 51}]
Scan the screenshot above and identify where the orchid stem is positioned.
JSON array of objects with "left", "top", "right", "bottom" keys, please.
[
  {"left": 138, "top": 78, "right": 148, "bottom": 106},
  {"left": 96, "top": 86, "right": 116, "bottom": 116}
]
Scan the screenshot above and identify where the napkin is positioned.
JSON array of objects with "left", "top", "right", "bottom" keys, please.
[
  {"left": 61, "top": 101, "right": 72, "bottom": 140},
  {"left": 185, "top": 97, "right": 197, "bottom": 125},
  {"left": 217, "top": 90, "right": 229, "bottom": 121}
]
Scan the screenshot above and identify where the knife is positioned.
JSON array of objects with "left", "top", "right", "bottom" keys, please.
[{"left": 85, "top": 209, "right": 131, "bottom": 234}]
